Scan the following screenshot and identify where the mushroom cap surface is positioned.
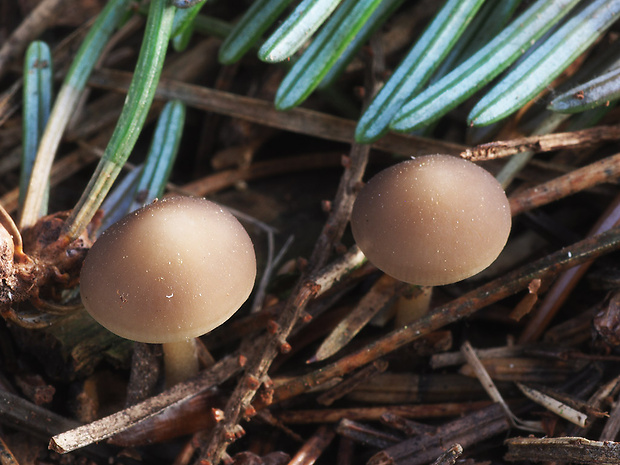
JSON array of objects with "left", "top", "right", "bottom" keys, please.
[
  {"left": 80, "top": 197, "right": 256, "bottom": 343},
  {"left": 351, "top": 155, "right": 511, "bottom": 285}
]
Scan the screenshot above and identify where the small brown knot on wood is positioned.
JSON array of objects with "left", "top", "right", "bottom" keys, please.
[
  {"left": 278, "top": 341, "right": 292, "bottom": 354},
  {"left": 243, "top": 405, "right": 257, "bottom": 419},
  {"left": 246, "top": 375, "right": 261, "bottom": 390},
  {"left": 212, "top": 408, "right": 225, "bottom": 422}
]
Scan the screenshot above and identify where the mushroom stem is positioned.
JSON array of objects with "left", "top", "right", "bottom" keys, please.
[
  {"left": 395, "top": 286, "right": 433, "bottom": 327},
  {"left": 162, "top": 338, "right": 199, "bottom": 388}
]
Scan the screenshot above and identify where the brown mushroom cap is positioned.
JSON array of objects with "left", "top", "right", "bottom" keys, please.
[
  {"left": 80, "top": 196, "right": 256, "bottom": 343},
  {"left": 351, "top": 155, "right": 511, "bottom": 285}
]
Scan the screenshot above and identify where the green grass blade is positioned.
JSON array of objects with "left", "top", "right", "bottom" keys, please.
[
  {"left": 130, "top": 100, "right": 185, "bottom": 211},
  {"left": 390, "top": 0, "right": 580, "bottom": 134},
  {"left": 19, "top": 0, "right": 133, "bottom": 230},
  {"left": 469, "top": 0, "right": 620, "bottom": 126},
  {"left": 355, "top": 0, "right": 486, "bottom": 144},
  {"left": 318, "top": 0, "right": 404, "bottom": 90},
  {"left": 171, "top": 0, "right": 205, "bottom": 8},
  {"left": 171, "top": 1, "right": 208, "bottom": 51},
  {"left": 431, "top": 0, "right": 522, "bottom": 81},
  {"left": 63, "top": 0, "right": 176, "bottom": 241},
  {"left": 100, "top": 101, "right": 185, "bottom": 231},
  {"left": 99, "top": 166, "right": 143, "bottom": 233},
  {"left": 275, "top": 0, "right": 383, "bottom": 110},
  {"left": 219, "top": 0, "right": 295, "bottom": 64},
  {"left": 173, "top": 22, "right": 195, "bottom": 52},
  {"left": 21, "top": 41, "right": 52, "bottom": 217},
  {"left": 258, "top": 0, "right": 344, "bottom": 63},
  {"left": 193, "top": 15, "right": 233, "bottom": 40},
  {"left": 549, "top": 66, "right": 620, "bottom": 113}
]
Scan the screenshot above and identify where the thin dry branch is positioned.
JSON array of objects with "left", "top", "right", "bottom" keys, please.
[
  {"left": 311, "top": 275, "right": 408, "bottom": 362},
  {"left": 272, "top": 225, "right": 620, "bottom": 404},
  {"left": 368, "top": 404, "right": 510, "bottom": 465},
  {"left": 509, "top": 152, "right": 620, "bottom": 215},
  {"left": 49, "top": 354, "right": 241, "bottom": 454},
  {"left": 504, "top": 437, "right": 620, "bottom": 464},
  {"left": 520, "top": 193, "right": 620, "bottom": 342},
  {"left": 0, "top": 0, "right": 71, "bottom": 79},
  {"left": 287, "top": 426, "right": 335, "bottom": 465},
  {"left": 462, "top": 125, "right": 620, "bottom": 161},
  {"left": 183, "top": 152, "right": 344, "bottom": 196},
  {"left": 87, "top": 68, "right": 467, "bottom": 158},
  {"left": 337, "top": 419, "right": 401, "bottom": 449},
  {"left": 198, "top": 143, "right": 371, "bottom": 464},
  {"left": 276, "top": 401, "right": 494, "bottom": 424},
  {"left": 431, "top": 444, "right": 462, "bottom": 465}
]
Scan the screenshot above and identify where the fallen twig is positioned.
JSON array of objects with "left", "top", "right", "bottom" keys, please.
[
  {"left": 462, "top": 125, "right": 620, "bottom": 161},
  {"left": 88, "top": 68, "right": 467, "bottom": 158},
  {"left": 504, "top": 436, "right": 620, "bottom": 464},
  {"left": 273, "top": 225, "right": 620, "bottom": 403},
  {"left": 49, "top": 354, "right": 241, "bottom": 453}
]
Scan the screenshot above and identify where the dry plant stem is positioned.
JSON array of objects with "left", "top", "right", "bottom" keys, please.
[
  {"left": 183, "top": 152, "right": 345, "bottom": 196},
  {"left": 495, "top": 113, "right": 570, "bottom": 189},
  {"left": 509, "top": 152, "right": 620, "bottom": 215},
  {"left": 317, "top": 360, "right": 388, "bottom": 406},
  {"left": 460, "top": 341, "right": 529, "bottom": 430},
  {"left": 1, "top": 124, "right": 112, "bottom": 214},
  {"left": 520, "top": 192, "right": 620, "bottom": 342},
  {"left": 312, "top": 275, "right": 409, "bottom": 362},
  {"left": 0, "top": 437, "right": 19, "bottom": 465},
  {"left": 276, "top": 401, "right": 494, "bottom": 424},
  {"left": 516, "top": 383, "right": 587, "bottom": 427},
  {"left": 0, "top": 0, "right": 69, "bottom": 79},
  {"left": 1, "top": 146, "right": 99, "bottom": 213},
  {"left": 49, "top": 354, "right": 241, "bottom": 454},
  {"left": 20, "top": 86, "right": 85, "bottom": 229},
  {"left": 0, "top": 80, "right": 23, "bottom": 127},
  {"left": 0, "top": 204, "right": 23, "bottom": 256},
  {"left": 462, "top": 124, "right": 620, "bottom": 161},
  {"left": 200, "top": 144, "right": 370, "bottom": 464},
  {"left": 459, "top": 356, "right": 585, "bottom": 383},
  {"left": 108, "top": 389, "right": 223, "bottom": 447},
  {"left": 368, "top": 404, "right": 510, "bottom": 465},
  {"left": 431, "top": 444, "right": 462, "bottom": 465},
  {"left": 288, "top": 426, "right": 335, "bottom": 465},
  {"left": 88, "top": 68, "right": 466, "bottom": 157},
  {"left": 431, "top": 345, "right": 528, "bottom": 369},
  {"left": 272, "top": 225, "right": 620, "bottom": 404},
  {"left": 308, "top": 144, "right": 370, "bottom": 268},
  {"left": 337, "top": 437, "right": 354, "bottom": 465},
  {"left": 0, "top": 15, "right": 95, "bottom": 126},
  {"left": 600, "top": 391, "right": 620, "bottom": 440},
  {"left": 380, "top": 413, "right": 438, "bottom": 437},
  {"left": 125, "top": 343, "right": 159, "bottom": 407},
  {"left": 564, "top": 373, "right": 620, "bottom": 438},
  {"left": 504, "top": 437, "right": 620, "bottom": 464},
  {"left": 337, "top": 419, "right": 400, "bottom": 449},
  {"left": 1, "top": 389, "right": 79, "bottom": 439}
]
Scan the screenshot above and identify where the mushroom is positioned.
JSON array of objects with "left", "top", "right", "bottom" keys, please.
[
  {"left": 80, "top": 196, "right": 256, "bottom": 386},
  {"left": 351, "top": 154, "right": 511, "bottom": 286}
]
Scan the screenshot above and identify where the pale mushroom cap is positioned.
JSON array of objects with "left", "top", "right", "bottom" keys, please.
[
  {"left": 351, "top": 155, "right": 511, "bottom": 285},
  {"left": 80, "top": 197, "right": 256, "bottom": 343}
]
